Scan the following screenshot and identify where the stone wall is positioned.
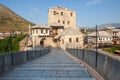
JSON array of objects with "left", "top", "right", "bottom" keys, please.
[
  {"left": 66, "top": 48, "right": 120, "bottom": 80},
  {"left": 0, "top": 47, "right": 50, "bottom": 74},
  {"left": 60, "top": 35, "right": 84, "bottom": 50}
]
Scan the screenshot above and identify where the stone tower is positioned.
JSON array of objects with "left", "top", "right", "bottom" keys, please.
[{"left": 48, "top": 6, "right": 76, "bottom": 28}]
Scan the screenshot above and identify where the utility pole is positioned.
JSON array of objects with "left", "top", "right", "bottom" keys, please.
[{"left": 95, "top": 25, "right": 98, "bottom": 67}]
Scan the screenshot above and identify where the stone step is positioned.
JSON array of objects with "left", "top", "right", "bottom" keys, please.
[
  {"left": 1, "top": 69, "right": 90, "bottom": 78},
  {"left": 15, "top": 67, "right": 86, "bottom": 71},
  {"left": 0, "top": 77, "right": 95, "bottom": 80},
  {"left": 17, "top": 65, "right": 84, "bottom": 68},
  {"left": 20, "top": 63, "right": 83, "bottom": 66},
  {"left": 0, "top": 48, "right": 95, "bottom": 80}
]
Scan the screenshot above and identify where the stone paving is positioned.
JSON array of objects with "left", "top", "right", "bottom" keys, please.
[{"left": 0, "top": 48, "right": 95, "bottom": 80}]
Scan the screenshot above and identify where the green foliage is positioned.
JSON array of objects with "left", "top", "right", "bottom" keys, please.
[
  {"left": 103, "top": 45, "right": 120, "bottom": 53},
  {"left": 103, "top": 48, "right": 114, "bottom": 53},
  {"left": 0, "top": 34, "right": 27, "bottom": 53}
]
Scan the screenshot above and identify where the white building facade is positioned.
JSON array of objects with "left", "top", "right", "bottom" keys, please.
[
  {"left": 88, "top": 31, "right": 113, "bottom": 47},
  {"left": 31, "top": 24, "right": 50, "bottom": 47}
]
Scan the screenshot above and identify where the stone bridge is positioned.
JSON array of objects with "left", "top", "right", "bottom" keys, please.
[{"left": 0, "top": 47, "right": 120, "bottom": 80}]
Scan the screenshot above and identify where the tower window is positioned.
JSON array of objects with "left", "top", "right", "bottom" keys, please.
[
  {"left": 68, "top": 21, "right": 70, "bottom": 25},
  {"left": 53, "top": 11, "right": 56, "bottom": 15},
  {"left": 70, "top": 12, "right": 73, "bottom": 16},
  {"left": 76, "top": 38, "right": 79, "bottom": 42},
  {"left": 58, "top": 20, "right": 60, "bottom": 23},
  {"left": 63, "top": 21, "right": 65, "bottom": 24},
  {"left": 61, "top": 12, "right": 64, "bottom": 16},
  {"left": 69, "top": 38, "right": 72, "bottom": 42}
]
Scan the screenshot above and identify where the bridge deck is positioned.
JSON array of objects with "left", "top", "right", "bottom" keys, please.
[{"left": 0, "top": 48, "right": 95, "bottom": 80}]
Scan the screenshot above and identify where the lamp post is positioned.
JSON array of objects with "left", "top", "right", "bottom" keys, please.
[
  {"left": 10, "top": 32, "right": 14, "bottom": 52},
  {"left": 10, "top": 31, "right": 14, "bottom": 65},
  {"left": 95, "top": 25, "right": 98, "bottom": 67},
  {"left": 43, "top": 33, "right": 46, "bottom": 47}
]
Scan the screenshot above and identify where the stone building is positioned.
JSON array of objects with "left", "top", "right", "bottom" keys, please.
[
  {"left": 31, "top": 24, "right": 50, "bottom": 47},
  {"left": 87, "top": 31, "right": 113, "bottom": 48},
  {"left": 30, "top": 6, "right": 84, "bottom": 49},
  {"left": 54, "top": 27, "right": 84, "bottom": 49},
  {"left": 106, "top": 28, "right": 120, "bottom": 44},
  {"left": 48, "top": 6, "right": 76, "bottom": 29},
  {"left": 100, "top": 26, "right": 120, "bottom": 44}
]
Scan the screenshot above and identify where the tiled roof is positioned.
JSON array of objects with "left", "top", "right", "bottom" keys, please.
[
  {"left": 50, "top": 6, "right": 74, "bottom": 11},
  {"left": 54, "top": 27, "right": 82, "bottom": 39},
  {"left": 88, "top": 31, "right": 112, "bottom": 37},
  {"left": 50, "top": 22, "right": 63, "bottom": 26},
  {"left": 111, "top": 29, "right": 120, "bottom": 32},
  {"left": 31, "top": 24, "right": 50, "bottom": 29}
]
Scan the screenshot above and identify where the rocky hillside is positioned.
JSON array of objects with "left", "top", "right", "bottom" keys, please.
[{"left": 0, "top": 4, "right": 34, "bottom": 32}]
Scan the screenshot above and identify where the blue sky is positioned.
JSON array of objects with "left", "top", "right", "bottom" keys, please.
[{"left": 0, "top": 0, "right": 120, "bottom": 27}]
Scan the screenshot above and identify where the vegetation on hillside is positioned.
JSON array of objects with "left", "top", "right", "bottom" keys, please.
[
  {"left": 0, "top": 34, "right": 27, "bottom": 53},
  {"left": 0, "top": 4, "right": 35, "bottom": 32}
]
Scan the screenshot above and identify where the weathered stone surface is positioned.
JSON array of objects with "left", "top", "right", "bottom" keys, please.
[
  {"left": 0, "top": 48, "right": 94, "bottom": 80},
  {"left": 66, "top": 48, "right": 120, "bottom": 80}
]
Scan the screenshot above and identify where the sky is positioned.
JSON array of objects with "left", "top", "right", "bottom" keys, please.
[{"left": 0, "top": 0, "right": 120, "bottom": 27}]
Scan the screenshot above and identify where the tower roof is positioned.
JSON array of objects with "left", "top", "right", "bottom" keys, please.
[{"left": 49, "top": 5, "right": 74, "bottom": 11}]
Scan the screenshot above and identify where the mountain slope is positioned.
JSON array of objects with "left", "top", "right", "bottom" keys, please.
[
  {"left": 0, "top": 4, "right": 35, "bottom": 32},
  {"left": 99, "top": 23, "right": 120, "bottom": 29}
]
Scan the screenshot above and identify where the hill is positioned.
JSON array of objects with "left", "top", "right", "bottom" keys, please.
[
  {"left": 0, "top": 4, "right": 35, "bottom": 32},
  {"left": 99, "top": 23, "right": 120, "bottom": 29}
]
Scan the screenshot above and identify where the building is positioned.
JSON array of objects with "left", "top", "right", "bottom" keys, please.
[
  {"left": 54, "top": 27, "right": 84, "bottom": 49},
  {"left": 30, "top": 6, "right": 84, "bottom": 49},
  {"left": 88, "top": 31, "right": 113, "bottom": 48},
  {"left": 14, "top": 30, "right": 22, "bottom": 35},
  {"left": 100, "top": 26, "right": 120, "bottom": 44},
  {"left": 48, "top": 6, "right": 76, "bottom": 29},
  {"left": 106, "top": 28, "right": 120, "bottom": 44},
  {"left": 49, "top": 22, "right": 64, "bottom": 36},
  {"left": 31, "top": 24, "right": 50, "bottom": 47}
]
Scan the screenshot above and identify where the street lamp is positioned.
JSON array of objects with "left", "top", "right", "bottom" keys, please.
[
  {"left": 95, "top": 25, "right": 98, "bottom": 67},
  {"left": 10, "top": 31, "right": 14, "bottom": 65},
  {"left": 10, "top": 32, "right": 14, "bottom": 52}
]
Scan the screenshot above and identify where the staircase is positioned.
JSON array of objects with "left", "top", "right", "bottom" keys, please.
[{"left": 0, "top": 48, "right": 95, "bottom": 80}]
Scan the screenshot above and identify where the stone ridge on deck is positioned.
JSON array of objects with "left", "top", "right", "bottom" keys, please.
[{"left": 0, "top": 48, "right": 95, "bottom": 80}]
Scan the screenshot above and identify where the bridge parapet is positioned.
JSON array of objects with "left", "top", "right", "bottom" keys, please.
[
  {"left": 0, "top": 47, "right": 50, "bottom": 75},
  {"left": 66, "top": 48, "right": 120, "bottom": 80}
]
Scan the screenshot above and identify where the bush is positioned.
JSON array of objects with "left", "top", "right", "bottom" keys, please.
[
  {"left": 103, "top": 45, "right": 120, "bottom": 54},
  {"left": 0, "top": 34, "right": 27, "bottom": 53}
]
